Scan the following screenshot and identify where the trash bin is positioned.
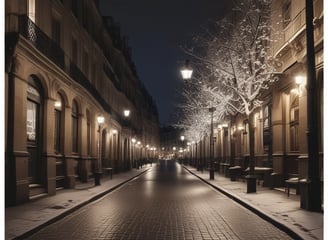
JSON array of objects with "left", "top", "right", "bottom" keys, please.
[{"left": 246, "top": 175, "right": 257, "bottom": 193}]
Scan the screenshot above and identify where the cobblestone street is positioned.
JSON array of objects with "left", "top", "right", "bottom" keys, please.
[{"left": 26, "top": 161, "right": 293, "bottom": 240}]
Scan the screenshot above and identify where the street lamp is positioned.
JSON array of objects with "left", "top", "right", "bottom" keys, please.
[
  {"left": 95, "top": 115, "right": 105, "bottom": 186},
  {"left": 209, "top": 107, "right": 216, "bottom": 180},
  {"left": 301, "top": 0, "right": 321, "bottom": 211},
  {"left": 123, "top": 109, "right": 131, "bottom": 169},
  {"left": 180, "top": 60, "right": 193, "bottom": 80}
]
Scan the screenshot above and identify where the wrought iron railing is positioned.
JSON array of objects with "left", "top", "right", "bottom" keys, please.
[
  {"left": 14, "top": 14, "right": 147, "bottom": 134},
  {"left": 18, "top": 15, "right": 65, "bottom": 69},
  {"left": 271, "top": 8, "right": 306, "bottom": 55}
]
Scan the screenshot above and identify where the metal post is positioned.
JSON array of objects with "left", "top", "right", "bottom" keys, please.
[
  {"left": 209, "top": 107, "right": 216, "bottom": 180},
  {"left": 95, "top": 124, "right": 101, "bottom": 185},
  {"left": 300, "top": 0, "right": 321, "bottom": 211}
]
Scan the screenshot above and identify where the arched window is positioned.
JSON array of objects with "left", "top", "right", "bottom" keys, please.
[
  {"left": 71, "top": 100, "right": 79, "bottom": 153},
  {"left": 54, "top": 93, "right": 63, "bottom": 153},
  {"left": 27, "top": 76, "right": 43, "bottom": 184},
  {"left": 290, "top": 91, "right": 299, "bottom": 151},
  {"left": 263, "top": 105, "right": 271, "bottom": 154},
  {"left": 86, "top": 110, "right": 91, "bottom": 156}
]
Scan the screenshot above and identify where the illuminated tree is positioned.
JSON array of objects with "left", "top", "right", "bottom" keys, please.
[{"left": 180, "top": 0, "right": 279, "bottom": 192}]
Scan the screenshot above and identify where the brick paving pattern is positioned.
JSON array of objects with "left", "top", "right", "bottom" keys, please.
[{"left": 26, "top": 161, "right": 292, "bottom": 240}]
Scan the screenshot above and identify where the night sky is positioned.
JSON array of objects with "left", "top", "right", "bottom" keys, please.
[{"left": 98, "top": 0, "right": 230, "bottom": 125}]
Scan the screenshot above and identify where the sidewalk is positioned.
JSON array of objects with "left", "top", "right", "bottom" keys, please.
[
  {"left": 183, "top": 165, "right": 323, "bottom": 240},
  {"left": 5, "top": 164, "right": 323, "bottom": 240},
  {"left": 5, "top": 167, "right": 152, "bottom": 240}
]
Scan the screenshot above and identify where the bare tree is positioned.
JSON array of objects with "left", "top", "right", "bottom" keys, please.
[{"left": 181, "top": 0, "right": 279, "bottom": 192}]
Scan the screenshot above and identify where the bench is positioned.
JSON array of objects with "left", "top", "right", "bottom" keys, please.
[
  {"left": 220, "top": 163, "right": 231, "bottom": 177},
  {"left": 244, "top": 167, "right": 273, "bottom": 185},
  {"left": 285, "top": 176, "right": 299, "bottom": 196},
  {"left": 103, "top": 168, "right": 113, "bottom": 179},
  {"left": 229, "top": 166, "right": 242, "bottom": 181}
]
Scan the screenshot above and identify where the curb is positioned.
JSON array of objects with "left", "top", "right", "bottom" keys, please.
[
  {"left": 183, "top": 166, "right": 304, "bottom": 240},
  {"left": 13, "top": 168, "right": 151, "bottom": 240}
]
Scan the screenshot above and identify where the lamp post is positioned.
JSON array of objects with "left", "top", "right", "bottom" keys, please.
[
  {"left": 137, "top": 141, "right": 141, "bottom": 169},
  {"left": 123, "top": 109, "right": 130, "bottom": 170},
  {"left": 180, "top": 135, "right": 185, "bottom": 164},
  {"left": 95, "top": 115, "right": 105, "bottom": 186},
  {"left": 132, "top": 138, "right": 136, "bottom": 168},
  {"left": 300, "top": 0, "right": 321, "bottom": 211},
  {"left": 209, "top": 107, "right": 216, "bottom": 180}
]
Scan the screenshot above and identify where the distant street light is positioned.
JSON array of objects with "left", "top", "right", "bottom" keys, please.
[
  {"left": 95, "top": 115, "right": 105, "bottom": 186},
  {"left": 180, "top": 60, "right": 193, "bottom": 80}
]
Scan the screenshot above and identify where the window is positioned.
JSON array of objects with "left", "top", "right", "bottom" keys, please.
[
  {"left": 27, "top": 76, "right": 43, "bottom": 183},
  {"left": 282, "top": 0, "right": 291, "bottom": 28},
  {"left": 27, "top": 100, "right": 38, "bottom": 142},
  {"left": 263, "top": 105, "right": 271, "bottom": 153},
  {"left": 91, "top": 61, "right": 96, "bottom": 85},
  {"left": 83, "top": 50, "right": 89, "bottom": 77},
  {"left": 52, "top": 17, "right": 61, "bottom": 46},
  {"left": 290, "top": 91, "right": 299, "bottom": 151},
  {"left": 72, "top": 100, "right": 79, "bottom": 153},
  {"left": 86, "top": 110, "right": 91, "bottom": 156},
  {"left": 71, "top": 0, "right": 78, "bottom": 18},
  {"left": 72, "top": 37, "right": 78, "bottom": 64},
  {"left": 27, "top": 0, "right": 36, "bottom": 42},
  {"left": 28, "top": 0, "right": 36, "bottom": 23},
  {"left": 54, "top": 94, "right": 63, "bottom": 153},
  {"left": 82, "top": 1, "right": 88, "bottom": 29},
  {"left": 27, "top": 83, "right": 40, "bottom": 142}
]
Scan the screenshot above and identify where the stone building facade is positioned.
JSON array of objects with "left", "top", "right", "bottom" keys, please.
[
  {"left": 188, "top": 0, "right": 323, "bottom": 201},
  {"left": 5, "top": 0, "right": 160, "bottom": 206}
]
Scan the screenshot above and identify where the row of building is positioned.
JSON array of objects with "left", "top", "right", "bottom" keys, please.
[
  {"left": 161, "top": 0, "right": 323, "bottom": 210},
  {"left": 5, "top": 0, "right": 160, "bottom": 206}
]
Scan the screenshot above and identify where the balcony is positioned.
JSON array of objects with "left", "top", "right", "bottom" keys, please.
[
  {"left": 17, "top": 15, "right": 65, "bottom": 69},
  {"left": 271, "top": 8, "right": 306, "bottom": 57}
]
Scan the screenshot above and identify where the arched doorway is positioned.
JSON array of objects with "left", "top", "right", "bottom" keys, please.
[{"left": 26, "top": 76, "right": 45, "bottom": 192}]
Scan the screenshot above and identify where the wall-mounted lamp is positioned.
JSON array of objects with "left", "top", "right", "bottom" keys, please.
[
  {"left": 237, "top": 125, "right": 244, "bottom": 131},
  {"left": 124, "top": 109, "right": 130, "bottom": 117},
  {"left": 295, "top": 75, "right": 306, "bottom": 86},
  {"left": 294, "top": 75, "right": 306, "bottom": 95},
  {"left": 54, "top": 101, "right": 62, "bottom": 108}
]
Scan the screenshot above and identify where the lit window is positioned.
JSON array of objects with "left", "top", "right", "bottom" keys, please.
[
  {"left": 28, "top": 0, "right": 36, "bottom": 23},
  {"left": 54, "top": 94, "right": 63, "bottom": 153},
  {"left": 290, "top": 91, "right": 299, "bottom": 151},
  {"left": 72, "top": 100, "right": 79, "bottom": 153}
]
